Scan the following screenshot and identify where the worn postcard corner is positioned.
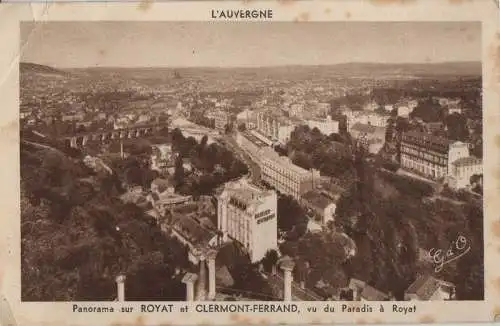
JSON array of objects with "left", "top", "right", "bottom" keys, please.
[{"left": 0, "top": 1, "right": 499, "bottom": 326}]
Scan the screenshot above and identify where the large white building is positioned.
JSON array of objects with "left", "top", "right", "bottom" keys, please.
[
  {"left": 448, "top": 156, "right": 482, "bottom": 189},
  {"left": 217, "top": 179, "right": 278, "bottom": 263},
  {"left": 306, "top": 115, "right": 339, "bottom": 136},
  {"left": 400, "top": 131, "right": 481, "bottom": 188},
  {"left": 260, "top": 148, "right": 320, "bottom": 200},
  {"left": 343, "top": 110, "right": 390, "bottom": 132}
]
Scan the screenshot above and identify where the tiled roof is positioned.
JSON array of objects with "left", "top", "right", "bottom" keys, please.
[
  {"left": 361, "top": 285, "right": 389, "bottom": 301},
  {"left": 405, "top": 275, "right": 443, "bottom": 300},
  {"left": 402, "top": 131, "right": 452, "bottom": 154},
  {"left": 171, "top": 216, "right": 215, "bottom": 246},
  {"left": 348, "top": 278, "right": 366, "bottom": 290}
]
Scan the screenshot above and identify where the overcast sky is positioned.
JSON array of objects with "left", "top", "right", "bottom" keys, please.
[{"left": 20, "top": 21, "right": 481, "bottom": 68}]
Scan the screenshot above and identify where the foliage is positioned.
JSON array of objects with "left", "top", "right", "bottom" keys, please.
[
  {"left": 410, "top": 97, "right": 445, "bottom": 122},
  {"left": 286, "top": 125, "right": 354, "bottom": 178},
  {"left": 334, "top": 155, "right": 483, "bottom": 300},
  {"left": 445, "top": 113, "right": 469, "bottom": 141},
  {"left": 261, "top": 249, "right": 279, "bottom": 273},
  {"left": 277, "top": 195, "right": 308, "bottom": 237},
  {"left": 21, "top": 143, "right": 188, "bottom": 301},
  {"left": 170, "top": 128, "right": 248, "bottom": 196}
]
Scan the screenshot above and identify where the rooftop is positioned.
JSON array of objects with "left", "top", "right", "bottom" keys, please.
[
  {"left": 261, "top": 148, "right": 315, "bottom": 176},
  {"left": 171, "top": 216, "right": 216, "bottom": 247},
  {"left": 241, "top": 131, "right": 268, "bottom": 148},
  {"left": 222, "top": 178, "right": 274, "bottom": 210},
  {"left": 361, "top": 284, "right": 390, "bottom": 301},
  {"left": 405, "top": 275, "right": 453, "bottom": 300},
  {"left": 402, "top": 131, "right": 452, "bottom": 153},
  {"left": 301, "top": 191, "right": 336, "bottom": 211}
]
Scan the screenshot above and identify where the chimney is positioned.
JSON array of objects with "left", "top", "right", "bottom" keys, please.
[
  {"left": 280, "top": 258, "right": 295, "bottom": 302},
  {"left": 115, "top": 275, "right": 126, "bottom": 302}
]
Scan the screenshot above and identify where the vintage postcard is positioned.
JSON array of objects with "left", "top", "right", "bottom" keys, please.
[{"left": 0, "top": 1, "right": 499, "bottom": 325}]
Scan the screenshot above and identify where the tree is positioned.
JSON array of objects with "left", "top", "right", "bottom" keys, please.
[
  {"left": 446, "top": 113, "right": 468, "bottom": 141},
  {"left": 173, "top": 155, "right": 185, "bottom": 189},
  {"left": 410, "top": 97, "right": 443, "bottom": 122},
  {"left": 261, "top": 249, "right": 279, "bottom": 274},
  {"left": 277, "top": 195, "right": 308, "bottom": 233}
]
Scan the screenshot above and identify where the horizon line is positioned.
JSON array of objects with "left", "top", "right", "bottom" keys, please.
[{"left": 20, "top": 60, "right": 482, "bottom": 70}]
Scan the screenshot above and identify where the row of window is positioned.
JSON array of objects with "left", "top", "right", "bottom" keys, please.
[
  {"left": 401, "top": 148, "right": 447, "bottom": 166},
  {"left": 226, "top": 213, "right": 251, "bottom": 245},
  {"left": 401, "top": 158, "right": 446, "bottom": 179},
  {"left": 262, "top": 172, "right": 301, "bottom": 198},
  {"left": 262, "top": 164, "right": 308, "bottom": 183}
]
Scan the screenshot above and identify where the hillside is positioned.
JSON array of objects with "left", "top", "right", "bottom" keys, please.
[
  {"left": 20, "top": 134, "right": 187, "bottom": 301},
  {"left": 20, "top": 62, "right": 71, "bottom": 77}
]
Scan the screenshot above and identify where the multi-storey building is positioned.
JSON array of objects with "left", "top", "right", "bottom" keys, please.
[
  {"left": 448, "top": 156, "right": 482, "bottom": 189},
  {"left": 400, "top": 131, "right": 475, "bottom": 182},
  {"left": 207, "top": 110, "right": 230, "bottom": 131},
  {"left": 217, "top": 179, "right": 278, "bottom": 263},
  {"left": 235, "top": 130, "right": 270, "bottom": 163},
  {"left": 306, "top": 115, "right": 339, "bottom": 136},
  {"left": 260, "top": 148, "right": 320, "bottom": 200},
  {"left": 256, "top": 112, "right": 296, "bottom": 144},
  {"left": 344, "top": 110, "right": 390, "bottom": 132}
]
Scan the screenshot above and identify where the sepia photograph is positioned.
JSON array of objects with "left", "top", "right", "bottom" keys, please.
[{"left": 18, "top": 21, "right": 485, "bottom": 304}]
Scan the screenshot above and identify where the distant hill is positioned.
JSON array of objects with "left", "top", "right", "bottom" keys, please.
[
  {"left": 21, "top": 61, "right": 481, "bottom": 82},
  {"left": 20, "top": 62, "right": 71, "bottom": 77},
  {"left": 324, "top": 61, "right": 481, "bottom": 77}
]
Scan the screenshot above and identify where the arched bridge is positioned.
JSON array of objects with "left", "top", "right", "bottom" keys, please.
[{"left": 62, "top": 123, "right": 168, "bottom": 148}]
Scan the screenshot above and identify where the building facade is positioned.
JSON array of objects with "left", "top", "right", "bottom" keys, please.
[
  {"left": 217, "top": 179, "right": 278, "bottom": 263},
  {"left": 235, "top": 131, "right": 269, "bottom": 163},
  {"left": 260, "top": 148, "right": 320, "bottom": 200},
  {"left": 306, "top": 115, "right": 339, "bottom": 136},
  {"left": 448, "top": 156, "right": 482, "bottom": 189},
  {"left": 206, "top": 110, "right": 230, "bottom": 131},
  {"left": 256, "top": 112, "right": 296, "bottom": 144},
  {"left": 400, "top": 131, "right": 476, "bottom": 183},
  {"left": 344, "top": 110, "right": 390, "bottom": 132}
]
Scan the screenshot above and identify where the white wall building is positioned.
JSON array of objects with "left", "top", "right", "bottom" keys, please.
[
  {"left": 217, "top": 179, "right": 278, "bottom": 263},
  {"left": 344, "top": 110, "right": 390, "bottom": 132},
  {"left": 448, "top": 156, "right": 482, "bottom": 189},
  {"left": 400, "top": 131, "right": 481, "bottom": 188},
  {"left": 397, "top": 106, "right": 413, "bottom": 118},
  {"left": 306, "top": 115, "right": 339, "bottom": 136},
  {"left": 260, "top": 148, "right": 320, "bottom": 200}
]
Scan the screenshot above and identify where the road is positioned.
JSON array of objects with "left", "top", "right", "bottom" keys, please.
[{"left": 220, "top": 133, "right": 262, "bottom": 184}]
